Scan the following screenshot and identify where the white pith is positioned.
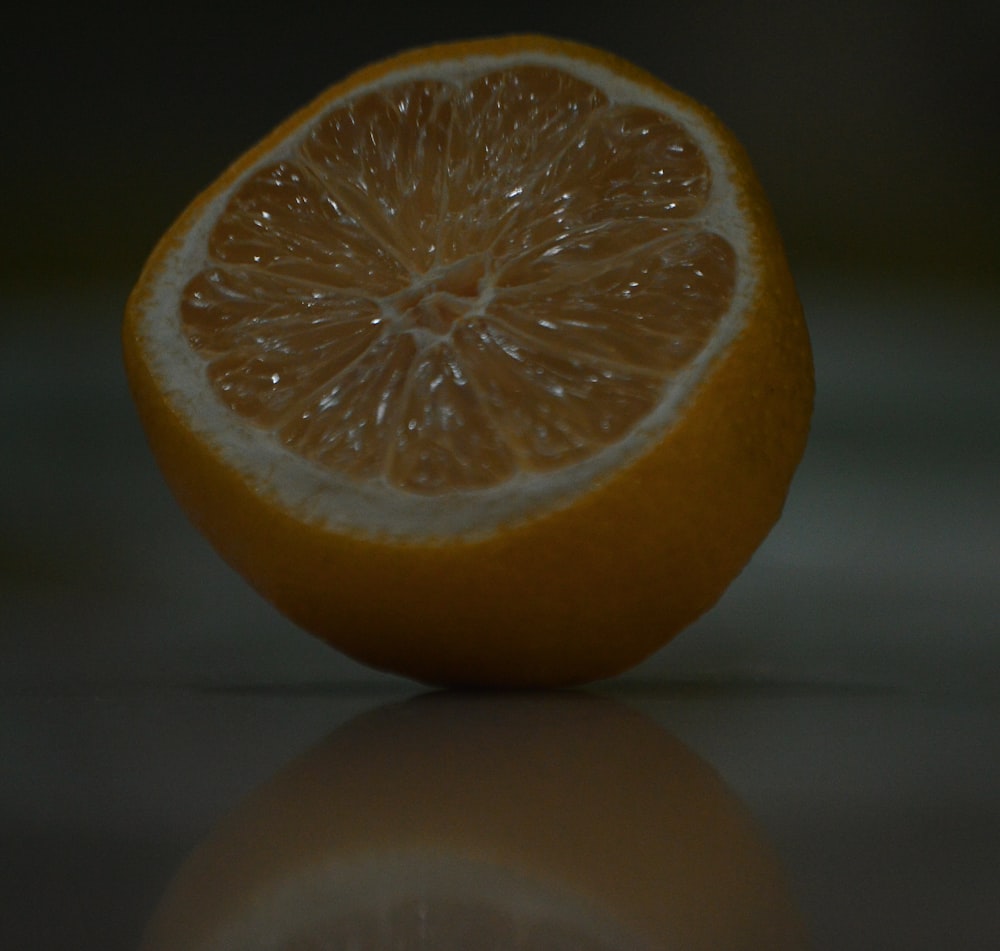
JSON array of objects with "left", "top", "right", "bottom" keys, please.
[{"left": 136, "top": 48, "right": 755, "bottom": 540}]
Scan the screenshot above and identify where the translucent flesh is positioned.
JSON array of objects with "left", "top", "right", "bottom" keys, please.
[{"left": 181, "top": 65, "right": 736, "bottom": 495}]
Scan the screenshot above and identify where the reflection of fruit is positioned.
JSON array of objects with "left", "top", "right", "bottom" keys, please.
[
  {"left": 123, "top": 35, "right": 813, "bottom": 687},
  {"left": 140, "top": 692, "right": 808, "bottom": 949}
]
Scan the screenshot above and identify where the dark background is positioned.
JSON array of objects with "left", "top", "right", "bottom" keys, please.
[{"left": 4, "top": 0, "right": 998, "bottom": 292}]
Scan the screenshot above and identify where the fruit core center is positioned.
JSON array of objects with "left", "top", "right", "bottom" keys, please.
[{"left": 389, "top": 256, "right": 489, "bottom": 337}]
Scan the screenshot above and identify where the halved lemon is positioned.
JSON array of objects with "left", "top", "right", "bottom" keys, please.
[{"left": 123, "top": 35, "right": 813, "bottom": 686}]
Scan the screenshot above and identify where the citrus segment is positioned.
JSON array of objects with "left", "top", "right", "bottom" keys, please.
[{"left": 124, "top": 36, "right": 813, "bottom": 685}]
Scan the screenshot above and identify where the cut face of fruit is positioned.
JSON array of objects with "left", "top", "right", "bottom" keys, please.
[{"left": 141, "top": 50, "right": 748, "bottom": 538}]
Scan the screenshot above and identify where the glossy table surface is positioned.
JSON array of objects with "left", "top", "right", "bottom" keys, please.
[
  {"left": 3, "top": 274, "right": 999, "bottom": 948},
  {"left": 4, "top": 682, "right": 999, "bottom": 949}
]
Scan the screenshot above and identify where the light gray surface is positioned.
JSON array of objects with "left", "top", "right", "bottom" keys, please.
[{"left": 2, "top": 273, "right": 999, "bottom": 949}]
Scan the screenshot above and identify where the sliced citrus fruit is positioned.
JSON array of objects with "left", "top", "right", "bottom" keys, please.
[{"left": 123, "top": 35, "right": 813, "bottom": 686}]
